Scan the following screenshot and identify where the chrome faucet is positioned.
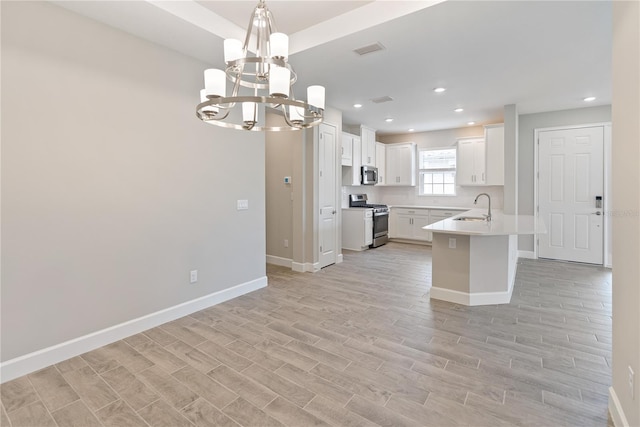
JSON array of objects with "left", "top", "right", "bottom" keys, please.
[{"left": 474, "top": 193, "right": 492, "bottom": 221}]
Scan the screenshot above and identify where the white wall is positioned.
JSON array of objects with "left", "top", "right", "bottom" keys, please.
[
  {"left": 1, "top": 2, "right": 265, "bottom": 364},
  {"left": 610, "top": 1, "right": 640, "bottom": 425},
  {"left": 517, "top": 105, "right": 612, "bottom": 251}
]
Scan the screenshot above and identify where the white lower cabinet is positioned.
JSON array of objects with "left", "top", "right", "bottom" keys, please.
[
  {"left": 390, "top": 208, "right": 466, "bottom": 243},
  {"left": 342, "top": 208, "right": 373, "bottom": 250},
  {"left": 390, "top": 208, "right": 430, "bottom": 241}
]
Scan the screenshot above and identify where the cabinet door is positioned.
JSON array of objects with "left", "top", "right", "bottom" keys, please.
[
  {"left": 364, "top": 217, "right": 373, "bottom": 245},
  {"left": 387, "top": 143, "right": 416, "bottom": 186},
  {"left": 457, "top": 138, "right": 485, "bottom": 185},
  {"left": 412, "top": 215, "right": 431, "bottom": 241},
  {"left": 485, "top": 124, "right": 504, "bottom": 185},
  {"left": 361, "top": 126, "right": 376, "bottom": 166},
  {"left": 474, "top": 139, "right": 486, "bottom": 184},
  {"left": 457, "top": 139, "right": 476, "bottom": 185},
  {"left": 341, "top": 133, "right": 353, "bottom": 166},
  {"left": 376, "top": 142, "right": 386, "bottom": 185},
  {"left": 395, "top": 214, "right": 413, "bottom": 239}
]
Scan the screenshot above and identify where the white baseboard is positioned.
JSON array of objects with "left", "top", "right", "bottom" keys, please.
[
  {"left": 292, "top": 261, "right": 320, "bottom": 273},
  {"left": 430, "top": 286, "right": 513, "bottom": 306},
  {"left": 337, "top": 254, "right": 344, "bottom": 264},
  {"left": 518, "top": 250, "right": 536, "bottom": 259},
  {"left": 0, "top": 276, "right": 267, "bottom": 383},
  {"left": 609, "top": 386, "right": 630, "bottom": 427},
  {"left": 291, "top": 262, "right": 305, "bottom": 272},
  {"left": 266, "top": 254, "right": 292, "bottom": 268}
]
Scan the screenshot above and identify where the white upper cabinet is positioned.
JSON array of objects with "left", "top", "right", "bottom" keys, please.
[
  {"left": 484, "top": 124, "right": 505, "bottom": 185},
  {"left": 341, "top": 132, "right": 353, "bottom": 166},
  {"left": 457, "top": 124, "right": 505, "bottom": 186},
  {"left": 376, "top": 142, "right": 386, "bottom": 185},
  {"left": 386, "top": 142, "right": 416, "bottom": 186},
  {"left": 341, "top": 132, "right": 361, "bottom": 186},
  {"left": 360, "top": 125, "right": 376, "bottom": 166},
  {"left": 457, "top": 137, "right": 486, "bottom": 185}
]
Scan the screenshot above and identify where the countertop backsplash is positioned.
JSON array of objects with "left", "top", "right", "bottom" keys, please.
[{"left": 342, "top": 184, "right": 504, "bottom": 210}]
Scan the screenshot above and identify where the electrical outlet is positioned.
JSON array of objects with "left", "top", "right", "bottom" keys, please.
[
  {"left": 449, "top": 238, "right": 456, "bottom": 249},
  {"left": 190, "top": 270, "right": 198, "bottom": 284},
  {"left": 284, "top": 239, "right": 289, "bottom": 248},
  {"left": 629, "top": 366, "right": 635, "bottom": 399}
]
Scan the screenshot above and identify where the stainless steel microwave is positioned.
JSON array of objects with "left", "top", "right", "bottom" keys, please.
[{"left": 361, "top": 165, "right": 378, "bottom": 185}]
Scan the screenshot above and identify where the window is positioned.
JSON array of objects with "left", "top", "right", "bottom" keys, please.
[{"left": 419, "top": 148, "right": 457, "bottom": 195}]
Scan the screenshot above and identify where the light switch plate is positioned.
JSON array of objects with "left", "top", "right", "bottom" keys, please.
[{"left": 237, "top": 199, "right": 249, "bottom": 210}]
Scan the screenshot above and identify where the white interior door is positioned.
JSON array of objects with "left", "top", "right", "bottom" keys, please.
[
  {"left": 538, "top": 126, "right": 604, "bottom": 264},
  {"left": 319, "top": 123, "right": 337, "bottom": 268}
]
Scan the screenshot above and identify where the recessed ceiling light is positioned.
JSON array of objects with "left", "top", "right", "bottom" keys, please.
[
  {"left": 353, "top": 103, "right": 363, "bottom": 108},
  {"left": 467, "top": 121, "right": 476, "bottom": 125},
  {"left": 433, "top": 87, "right": 446, "bottom": 93},
  {"left": 408, "top": 128, "right": 415, "bottom": 132},
  {"left": 385, "top": 118, "right": 394, "bottom": 123},
  {"left": 454, "top": 108, "right": 464, "bottom": 113},
  {"left": 583, "top": 96, "right": 596, "bottom": 102}
]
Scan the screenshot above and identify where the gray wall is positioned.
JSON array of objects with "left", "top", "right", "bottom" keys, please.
[
  {"left": 265, "top": 113, "right": 295, "bottom": 261},
  {"left": 611, "top": 1, "right": 640, "bottom": 424},
  {"left": 517, "top": 105, "right": 612, "bottom": 251},
  {"left": 1, "top": 2, "right": 266, "bottom": 361},
  {"left": 265, "top": 108, "right": 342, "bottom": 267}
]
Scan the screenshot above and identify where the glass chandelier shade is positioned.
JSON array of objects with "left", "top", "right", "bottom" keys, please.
[{"left": 196, "top": 0, "right": 325, "bottom": 131}]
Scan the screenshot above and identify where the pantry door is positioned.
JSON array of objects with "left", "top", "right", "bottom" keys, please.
[
  {"left": 538, "top": 126, "right": 604, "bottom": 264},
  {"left": 318, "top": 123, "right": 337, "bottom": 269}
]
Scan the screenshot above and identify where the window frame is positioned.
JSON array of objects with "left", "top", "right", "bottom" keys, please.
[{"left": 418, "top": 147, "right": 457, "bottom": 196}]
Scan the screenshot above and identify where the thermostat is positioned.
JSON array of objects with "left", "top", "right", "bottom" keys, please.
[{"left": 284, "top": 176, "right": 291, "bottom": 184}]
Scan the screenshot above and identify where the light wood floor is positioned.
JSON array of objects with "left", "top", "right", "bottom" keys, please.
[{"left": 1, "top": 242, "right": 612, "bottom": 426}]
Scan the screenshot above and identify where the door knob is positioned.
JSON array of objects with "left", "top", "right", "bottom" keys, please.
[{"left": 593, "top": 211, "right": 602, "bottom": 215}]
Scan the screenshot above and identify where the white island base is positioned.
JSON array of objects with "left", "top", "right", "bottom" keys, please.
[
  {"left": 425, "top": 209, "right": 545, "bottom": 306},
  {"left": 430, "top": 233, "right": 518, "bottom": 306}
]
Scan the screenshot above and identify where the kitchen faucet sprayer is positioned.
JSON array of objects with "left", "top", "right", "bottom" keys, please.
[{"left": 474, "top": 193, "right": 492, "bottom": 222}]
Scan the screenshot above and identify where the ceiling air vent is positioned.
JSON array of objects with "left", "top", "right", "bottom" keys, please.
[
  {"left": 371, "top": 96, "right": 394, "bottom": 104},
  {"left": 353, "top": 42, "right": 385, "bottom": 56}
]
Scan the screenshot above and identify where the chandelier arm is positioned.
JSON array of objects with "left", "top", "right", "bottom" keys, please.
[{"left": 281, "top": 104, "right": 302, "bottom": 129}]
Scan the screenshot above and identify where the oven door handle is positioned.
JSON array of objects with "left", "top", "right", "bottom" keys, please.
[{"left": 373, "top": 211, "right": 389, "bottom": 217}]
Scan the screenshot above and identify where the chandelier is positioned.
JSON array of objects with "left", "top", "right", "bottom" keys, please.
[{"left": 196, "top": 0, "right": 325, "bottom": 131}]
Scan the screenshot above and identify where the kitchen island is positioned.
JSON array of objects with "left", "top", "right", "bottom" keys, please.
[{"left": 423, "top": 209, "right": 546, "bottom": 306}]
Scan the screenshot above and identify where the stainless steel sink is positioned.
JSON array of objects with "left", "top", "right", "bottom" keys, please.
[{"left": 453, "top": 216, "right": 487, "bottom": 222}]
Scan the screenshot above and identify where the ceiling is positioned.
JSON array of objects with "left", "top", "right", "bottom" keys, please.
[{"left": 53, "top": 0, "right": 612, "bottom": 135}]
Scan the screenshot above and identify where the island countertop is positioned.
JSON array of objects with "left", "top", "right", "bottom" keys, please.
[{"left": 423, "top": 209, "right": 546, "bottom": 236}]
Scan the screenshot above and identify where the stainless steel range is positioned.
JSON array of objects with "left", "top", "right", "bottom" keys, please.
[{"left": 349, "top": 194, "right": 389, "bottom": 248}]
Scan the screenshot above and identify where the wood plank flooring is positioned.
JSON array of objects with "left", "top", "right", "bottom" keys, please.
[{"left": 1, "top": 242, "right": 613, "bottom": 426}]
